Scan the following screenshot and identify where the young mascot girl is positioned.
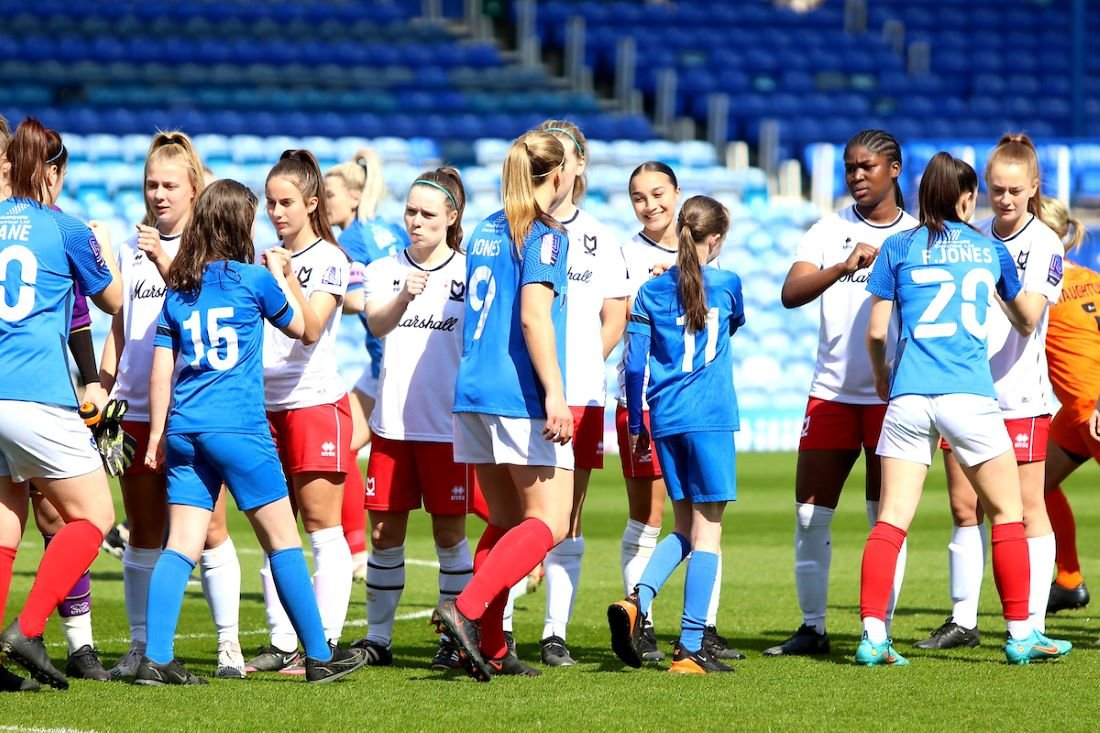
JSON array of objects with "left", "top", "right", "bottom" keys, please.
[
  {"left": 608, "top": 195, "right": 744, "bottom": 675},
  {"left": 433, "top": 131, "right": 574, "bottom": 682},
  {"left": 248, "top": 151, "right": 356, "bottom": 672},
  {"left": 139, "top": 179, "right": 368, "bottom": 685},
  {"left": 857, "top": 153, "right": 1070, "bottom": 666}
]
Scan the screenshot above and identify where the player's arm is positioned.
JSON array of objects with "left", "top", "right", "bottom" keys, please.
[
  {"left": 366, "top": 271, "right": 429, "bottom": 339},
  {"left": 135, "top": 224, "right": 173, "bottom": 280},
  {"left": 623, "top": 326, "right": 650, "bottom": 454},
  {"left": 780, "top": 243, "right": 878, "bottom": 309},
  {"left": 145, "top": 345, "right": 175, "bottom": 470},
  {"left": 865, "top": 295, "right": 893, "bottom": 402},
  {"left": 599, "top": 296, "right": 628, "bottom": 359},
  {"left": 87, "top": 220, "right": 124, "bottom": 315},
  {"left": 96, "top": 311, "right": 125, "bottom": 396},
  {"left": 999, "top": 290, "right": 1048, "bottom": 337},
  {"left": 342, "top": 261, "right": 366, "bottom": 315},
  {"left": 520, "top": 282, "right": 573, "bottom": 444}
]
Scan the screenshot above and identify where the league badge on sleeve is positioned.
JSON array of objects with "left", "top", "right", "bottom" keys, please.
[
  {"left": 321, "top": 265, "right": 343, "bottom": 287},
  {"left": 89, "top": 235, "right": 105, "bottom": 267},
  {"left": 540, "top": 233, "right": 559, "bottom": 265},
  {"left": 1047, "top": 254, "right": 1063, "bottom": 286}
]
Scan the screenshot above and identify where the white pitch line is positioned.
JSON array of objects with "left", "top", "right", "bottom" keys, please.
[{"left": 0, "top": 727, "right": 101, "bottom": 733}]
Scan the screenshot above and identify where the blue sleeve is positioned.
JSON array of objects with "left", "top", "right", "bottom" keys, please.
[
  {"left": 153, "top": 302, "right": 179, "bottom": 352},
  {"left": 624, "top": 292, "right": 651, "bottom": 433},
  {"left": 58, "top": 215, "right": 113, "bottom": 297},
  {"left": 994, "top": 241, "right": 1023, "bottom": 301},
  {"left": 256, "top": 269, "right": 293, "bottom": 329},
  {"left": 520, "top": 227, "right": 568, "bottom": 293},
  {"left": 866, "top": 234, "right": 898, "bottom": 300},
  {"left": 728, "top": 274, "right": 746, "bottom": 335}
]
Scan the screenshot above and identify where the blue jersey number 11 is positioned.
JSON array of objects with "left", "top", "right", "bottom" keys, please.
[{"left": 676, "top": 307, "right": 719, "bottom": 372}]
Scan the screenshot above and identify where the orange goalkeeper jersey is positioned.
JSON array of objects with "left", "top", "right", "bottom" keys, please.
[{"left": 1046, "top": 260, "right": 1100, "bottom": 424}]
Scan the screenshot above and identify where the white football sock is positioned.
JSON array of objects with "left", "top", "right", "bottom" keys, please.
[
  {"left": 948, "top": 524, "right": 985, "bottom": 629},
  {"left": 1028, "top": 533, "right": 1055, "bottom": 633},
  {"left": 863, "top": 617, "right": 887, "bottom": 645},
  {"left": 868, "top": 500, "right": 905, "bottom": 634},
  {"left": 61, "top": 610, "right": 94, "bottom": 654},
  {"left": 260, "top": 555, "right": 298, "bottom": 653},
  {"left": 436, "top": 539, "right": 473, "bottom": 604},
  {"left": 200, "top": 536, "right": 241, "bottom": 644},
  {"left": 705, "top": 552, "right": 722, "bottom": 627},
  {"left": 795, "top": 502, "right": 833, "bottom": 634},
  {"left": 366, "top": 544, "right": 405, "bottom": 646},
  {"left": 542, "top": 536, "right": 584, "bottom": 640},
  {"left": 123, "top": 545, "right": 161, "bottom": 645},
  {"left": 621, "top": 519, "right": 660, "bottom": 623},
  {"left": 502, "top": 580, "right": 524, "bottom": 634},
  {"left": 310, "top": 525, "right": 353, "bottom": 644}
]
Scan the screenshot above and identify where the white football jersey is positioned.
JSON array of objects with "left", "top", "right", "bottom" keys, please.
[
  {"left": 615, "top": 231, "right": 680, "bottom": 406},
  {"left": 978, "top": 214, "right": 1064, "bottom": 418},
  {"left": 263, "top": 240, "right": 349, "bottom": 410},
  {"left": 794, "top": 205, "right": 918, "bottom": 404},
  {"left": 111, "top": 231, "right": 182, "bottom": 421},
  {"left": 363, "top": 249, "right": 466, "bottom": 441},
  {"left": 562, "top": 209, "right": 630, "bottom": 407}
]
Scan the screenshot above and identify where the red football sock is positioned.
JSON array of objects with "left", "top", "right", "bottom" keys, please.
[
  {"left": 1045, "top": 486, "right": 1081, "bottom": 580},
  {"left": 477, "top": 588, "right": 511, "bottom": 660},
  {"left": 19, "top": 519, "right": 102, "bottom": 637},
  {"left": 859, "top": 521, "right": 906, "bottom": 621},
  {"left": 991, "top": 521, "right": 1029, "bottom": 621},
  {"left": 341, "top": 466, "right": 367, "bottom": 556},
  {"left": 0, "top": 545, "right": 16, "bottom": 629},
  {"left": 456, "top": 518, "right": 554, "bottom": 621},
  {"left": 473, "top": 524, "right": 508, "bottom": 574}
]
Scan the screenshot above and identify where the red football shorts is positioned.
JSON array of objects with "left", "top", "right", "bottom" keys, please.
[
  {"left": 365, "top": 434, "right": 486, "bottom": 516},
  {"left": 571, "top": 405, "right": 605, "bottom": 471},
  {"left": 268, "top": 394, "right": 356, "bottom": 476},
  {"left": 615, "top": 404, "right": 662, "bottom": 479},
  {"left": 798, "top": 397, "right": 886, "bottom": 451}
]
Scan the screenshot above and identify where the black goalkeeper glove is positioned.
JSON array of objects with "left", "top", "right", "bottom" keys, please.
[{"left": 92, "top": 399, "right": 137, "bottom": 477}]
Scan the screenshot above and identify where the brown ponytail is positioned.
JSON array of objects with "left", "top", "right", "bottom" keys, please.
[
  {"left": 676, "top": 195, "right": 729, "bottom": 333},
  {"left": 917, "top": 152, "right": 978, "bottom": 244},
  {"left": 168, "top": 179, "right": 258, "bottom": 293},
  {"left": 7, "top": 117, "right": 67, "bottom": 202},
  {"left": 267, "top": 149, "right": 338, "bottom": 246},
  {"left": 411, "top": 167, "right": 466, "bottom": 252}
]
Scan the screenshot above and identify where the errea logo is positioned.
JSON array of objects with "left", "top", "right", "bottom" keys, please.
[
  {"left": 1013, "top": 433, "right": 1030, "bottom": 449},
  {"left": 450, "top": 485, "right": 466, "bottom": 501},
  {"left": 321, "top": 441, "right": 336, "bottom": 457}
]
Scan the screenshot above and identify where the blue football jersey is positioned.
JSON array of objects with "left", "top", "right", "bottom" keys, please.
[
  {"left": 626, "top": 266, "right": 745, "bottom": 438},
  {"left": 453, "top": 210, "right": 569, "bottom": 418},
  {"left": 0, "top": 198, "right": 113, "bottom": 408},
  {"left": 866, "top": 221, "right": 1021, "bottom": 400},
  {"left": 154, "top": 261, "right": 293, "bottom": 434},
  {"left": 340, "top": 218, "right": 401, "bottom": 376}
]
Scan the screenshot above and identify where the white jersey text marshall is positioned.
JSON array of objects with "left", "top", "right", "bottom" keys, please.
[{"left": 363, "top": 249, "right": 466, "bottom": 441}]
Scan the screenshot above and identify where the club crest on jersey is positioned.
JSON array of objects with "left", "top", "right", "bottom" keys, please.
[
  {"left": 449, "top": 279, "right": 466, "bottom": 302},
  {"left": 321, "top": 266, "right": 342, "bottom": 287},
  {"left": 1047, "top": 254, "right": 1063, "bottom": 286},
  {"left": 1016, "top": 250, "right": 1029, "bottom": 273},
  {"left": 540, "top": 233, "right": 559, "bottom": 265},
  {"left": 583, "top": 234, "right": 597, "bottom": 255},
  {"left": 365, "top": 477, "right": 376, "bottom": 497},
  {"left": 296, "top": 267, "right": 312, "bottom": 287}
]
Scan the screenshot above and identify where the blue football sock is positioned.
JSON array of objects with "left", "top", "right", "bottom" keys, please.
[
  {"left": 680, "top": 550, "right": 719, "bottom": 653},
  {"left": 269, "top": 548, "right": 331, "bottom": 661},
  {"left": 636, "top": 532, "right": 692, "bottom": 617},
  {"left": 145, "top": 549, "right": 196, "bottom": 664}
]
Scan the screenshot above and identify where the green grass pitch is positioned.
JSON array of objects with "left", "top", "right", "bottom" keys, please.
[{"left": 2, "top": 452, "right": 1098, "bottom": 732}]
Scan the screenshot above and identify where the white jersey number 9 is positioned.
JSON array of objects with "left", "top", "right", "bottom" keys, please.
[
  {"left": 0, "top": 245, "right": 38, "bottom": 322},
  {"left": 468, "top": 265, "right": 497, "bottom": 341},
  {"left": 912, "top": 267, "right": 995, "bottom": 340},
  {"left": 183, "top": 307, "right": 240, "bottom": 371}
]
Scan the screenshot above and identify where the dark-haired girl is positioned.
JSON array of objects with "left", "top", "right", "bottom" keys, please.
[
  {"left": 0, "top": 118, "right": 122, "bottom": 691},
  {"left": 248, "top": 150, "right": 356, "bottom": 673},
  {"left": 767, "top": 130, "right": 917, "bottom": 657},
  {"left": 608, "top": 195, "right": 743, "bottom": 675},
  {"left": 140, "top": 179, "right": 368, "bottom": 685},
  {"left": 348, "top": 169, "right": 488, "bottom": 669},
  {"left": 857, "top": 152, "right": 1069, "bottom": 666}
]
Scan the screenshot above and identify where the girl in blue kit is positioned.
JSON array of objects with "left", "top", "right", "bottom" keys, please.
[
  {"left": 608, "top": 195, "right": 745, "bottom": 675},
  {"left": 137, "top": 179, "right": 368, "bottom": 685}
]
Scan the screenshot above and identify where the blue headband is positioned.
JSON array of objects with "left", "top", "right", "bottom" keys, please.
[
  {"left": 413, "top": 179, "right": 457, "bottom": 209},
  {"left": 544, "top": 127, "right": 583, "bottom": 157}
]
